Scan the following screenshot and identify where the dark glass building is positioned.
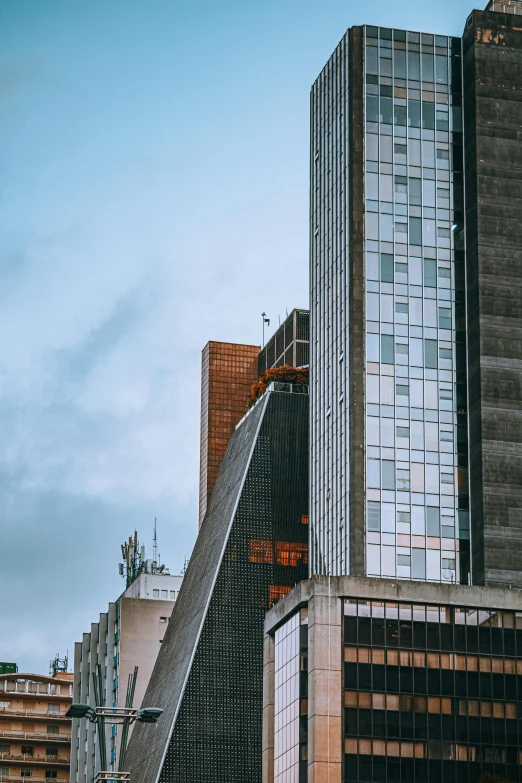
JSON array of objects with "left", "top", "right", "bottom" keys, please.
[
  {"left": 126, "top": 384, "right": 309, "bottom": 782},
  {"left": 258, "top": 309, "right": 310, "bottom": 375},
  {"left": 310, "top": 0, "right": 522, "bottom": 588},
  {"left": 263, "top": 575, "right": 522, "bottom": 783}
]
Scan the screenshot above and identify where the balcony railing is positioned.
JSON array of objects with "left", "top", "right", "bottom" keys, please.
[
  {"left": 0, "top": 777, "right": 59, "bottom": 783},
  {"left": 0, "top": 708, "right": 69, "bottom": 721},
  {"left": 0, "top": 730, "right": 70, "bottom": 742},
  {"left": 0, "top": 751, "right": 69, "bottom": 765},
  {"left": 0, "top": 681, "right": 72, "bottom": 698}
]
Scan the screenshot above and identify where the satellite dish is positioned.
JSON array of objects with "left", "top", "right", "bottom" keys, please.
[{"left": 443, "top": 569, "right": 453, "bottom": 580}]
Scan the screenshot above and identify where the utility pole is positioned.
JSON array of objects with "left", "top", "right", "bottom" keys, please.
[{"left": 261, "top": 312, "right": 270, "bottom": 346}]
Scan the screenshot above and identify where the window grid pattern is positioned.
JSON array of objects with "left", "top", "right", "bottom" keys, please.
[
  {"left": 274, "top": 613, "right": 300, "bottom": 782},
  {"left": 159, "top": 392, "right": 309, "bottom": 782},
  {"left": 344, "top": 597, "right": 522, "bottom": 782},
  {"left": 310, "top": 33, "right": 350, "bottom": 575},
  {"left": 364, "top": 27, "right": 469, "bottom": 585}
]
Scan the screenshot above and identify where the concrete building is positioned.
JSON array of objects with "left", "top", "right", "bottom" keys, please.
[
  {"left": 70, "top": 564, "right": 183, "bottom": 783},
  {"left": 310, "top": 0, "right": 522, "bottom": 587},
  {"left": 258, "top": 309, "right": 310, "bottom": 374},
  {"left": 263, "top": 575, "right": 522, "bottom": 783},
  {"left": 126, "top": 382, "right": 310, "bottom": 783},
  {"left": 0, "top": 672, "right": 73, "bottom": 783},
  {"left": 199, "top": 341, "right": 259, "bottom": 526}
]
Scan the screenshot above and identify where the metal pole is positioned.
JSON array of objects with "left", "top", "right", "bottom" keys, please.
[
  {"left": 118, "top": 667, "right": 138, "bottom": 772},
  {"left": 92, "top": 666, "right": 108, "bottom": 772}
]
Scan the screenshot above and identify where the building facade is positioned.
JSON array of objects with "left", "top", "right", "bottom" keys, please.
[
  {"left": 126, "top": 383, "right": 310, "bottom": 783},
  {"left": 263, "top": 575, "right": 522, "bottom": 783},
  {"left": 199, "top": 340, "right": 259, "bottom": 526},
  {"left": 70, "top": 570, "right": 182, "bottom": 783},
  {"left": 0, "top": 672, "right": 72, "bottom": 783},
  {"left": 258, "top": 310, "right": 310, "bottom": 375},
  {"left": 310, "top": 0, "right": 522, "bottom": 586}
]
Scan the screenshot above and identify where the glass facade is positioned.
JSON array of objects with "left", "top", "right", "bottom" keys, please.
[
  {"left": 344, "top": 597, "right": 522, "bottom": 782},
  {"left": 310, "top": 25, "right": 469, "bottom": 582}
]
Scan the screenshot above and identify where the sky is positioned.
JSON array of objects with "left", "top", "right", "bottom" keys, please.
[{"left": 0, "top": 0, "right": 476, "bottom": 673}]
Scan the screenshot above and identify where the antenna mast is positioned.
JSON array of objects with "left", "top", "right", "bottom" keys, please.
[{"left": 153, "top": 518, "right": 158, "bottom": 563}]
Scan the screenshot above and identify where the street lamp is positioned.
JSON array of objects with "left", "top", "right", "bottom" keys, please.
[{"left": 66, "top": 665, "right": 163, "bottom": 783}]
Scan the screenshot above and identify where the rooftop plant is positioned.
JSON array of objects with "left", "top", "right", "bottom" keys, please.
[{"left": 247, "top": 365, "right": 309, "bottom": 408}]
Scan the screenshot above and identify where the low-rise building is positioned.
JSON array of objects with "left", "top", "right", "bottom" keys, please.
[
  {"left": 70, "top": 552, "right": 183, "bottom": 783},
  {"left": 0, "top": 671, "right": 73, "bottom": 783},
  {"left": 263, "top": 576, "right": 522, "bottom": 783}
]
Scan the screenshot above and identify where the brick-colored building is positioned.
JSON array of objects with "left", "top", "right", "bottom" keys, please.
[
  {"left": 0, "top": 672, "right": 72, "bottom": 782},
  {"left": 199, "top": 341, "right": 259, "bottom": 526}
]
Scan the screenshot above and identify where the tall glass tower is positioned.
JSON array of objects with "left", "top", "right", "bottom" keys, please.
[{"left": 310, "top": 26, "right": 469, "bottom": 582}]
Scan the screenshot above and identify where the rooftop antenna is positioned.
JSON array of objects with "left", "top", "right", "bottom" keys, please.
[
  {"left": 261, "top": 312, "right": 270, "bottom": 346},
  {"left": 153, "top": 518, "right": 158, "bottom": 564}
]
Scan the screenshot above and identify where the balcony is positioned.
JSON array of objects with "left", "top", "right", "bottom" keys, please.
[
  {"left": 0, "top": 731, "right": 70, "bottom": 743},
  {"left": 0, "top": 709, "right": 70, "bottom": 722},
  {"left": 0, "top": 682, "right": 72, "bottom": 698},
  {"left": 0, "top": 752, "right": 69, "bottom": 766},
  {"left": 0, "top": 777, "right": 65, "bottom": 783}
]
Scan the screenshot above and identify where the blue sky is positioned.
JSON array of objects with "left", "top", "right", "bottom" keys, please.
[{"left": 0, "top": 0, "right": 475, "bottom": 672}]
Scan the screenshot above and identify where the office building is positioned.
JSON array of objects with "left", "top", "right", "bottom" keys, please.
[
  {"left": 263, "top": 575, "right": 522, "bottom": 783},
  {"left": 199, "top": 341, "right": 259, "bottom": 526},
  {"left": 0, "top": 671, "right": 73, "bottom": 782},
  {"left": 70, "top": 553, "right": 182, "bottom": 783},
  {"left": 310, "top": 0, "right": 522, "bottom": 586},
  {"left": 126, "top": 381, "right": 309, "bottom": 782},
  {"left": 258, "top": 309, "right": 310, "bottom": 374}
]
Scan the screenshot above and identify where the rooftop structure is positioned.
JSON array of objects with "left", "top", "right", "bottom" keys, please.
[{"left": 258, "top": 309, "right": 310, "bottom": 374}]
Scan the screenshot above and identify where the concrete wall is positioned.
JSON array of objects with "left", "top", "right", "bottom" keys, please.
[{"left": 463, "top": 9, "right": 522, "bottom": 587}]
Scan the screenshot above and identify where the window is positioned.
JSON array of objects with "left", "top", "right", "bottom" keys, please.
[
  {"left": 424, "top": 258, "right": 437, "bottom": 287},
  {"left": 0, "top": 702, "right": 10, "bottom": 710},
  {"left": 394, "top": 174, "right": 407, "bottom": 194},
  {"left": 380, "top": 253, "right": 394, "bottom": 283},
  {"left": 438, "top": 307, "right": 451, "bottom": 330},
  {"left": 382, "top": 460, "right": 395, "bottom": 491},
  {"left": 21, "top": 746, "right": 34, "bottom": 756},
  {"left": 396, "top": 384, "right": 409, "bottom": 397},
  {"left": 161, "top": 590, "right": 168, "bottom": 599},
  {"left": 441, "top": 471, "right": 454, "bottom": 484},
  {"left": 409, "top": 217, "right": 422, "bottom": 245},
  {"left": 397, "top": 554, "right": 411, "bottom": 566},
  {"left": 47, "top": 726, "right": 59, "bottom": 735},
  {"left": 427, "top": 507, "right": 440, "bottom": 537},
  {"left": 437, "top": 148, "right": 449, "bottom": 161},
  {"left": 395, "top": 302, "right": 408, "bottom": 314},
  {"left": 153, "top": 589, "right": 159, "bottom": 598},
  {"left": 408, "top": 99, "right": 421, "bottom": 127},
  {"left": 170, "top": 591, "right": 176, "bottom": 599},
  {"left": 396, "top": 343, "right": 408, "bottom": 357},
  {"left": 367, "top": 501, "right": 381, "bottom": 532},
  {"left": 0, "top": 769, "right": 10, "bottom": 777},
  {"left": 438, "top": 267, "right": 451, "bottom": 279},
  {"left": 381, "top": 335, "right": 394, "bottom": 365},
  {"left": 396, "top": 427, "right": 409, "bottom": 438},
  {"left": 440, "top": 348, "right": 452, "bottom": 359},
  {"left": 0, "top": 744, "right": 10, "bottom": 753},
  {"left": 397, "top": 469, "right": 410, "bottom": 491},
  {"left": 160, "top": 617, "right": 167, "bottom": 623},
  {"left": 422, "top": 101, "right": 435, "bottom": 130},
  {"left": 45, "top": 748, "right": 57, "bottom": 757},
  {"left": 21, "top": 771, "right": 32, "bottom": 778},
  {"left": 409, "top": 177, "right": 422, "bottom": 205},
  {"left": 424, "top": 340, "right": 438, "bottom": 369},
  {"left": 47, "top": 705, "right": 59, "bottom": 714},
  {"left": 412, "top": 549, "right": 426, "bottom": 579},
  {"left": 45, "top": 773, "right": 58, "bottom": 780},
  {"left": 394, "top": 142, "right": 407, "bottom": 156},
  {"left": 440, "top": 388, "right": 453, "bottom": 400}
]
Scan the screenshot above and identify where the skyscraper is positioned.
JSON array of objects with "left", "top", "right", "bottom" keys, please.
[
  {"left": 126, "top": 382, "right": 309, "bottom": 782},
  {"left": 310, "top": 0, "right": 522, "bottom": 586}
]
